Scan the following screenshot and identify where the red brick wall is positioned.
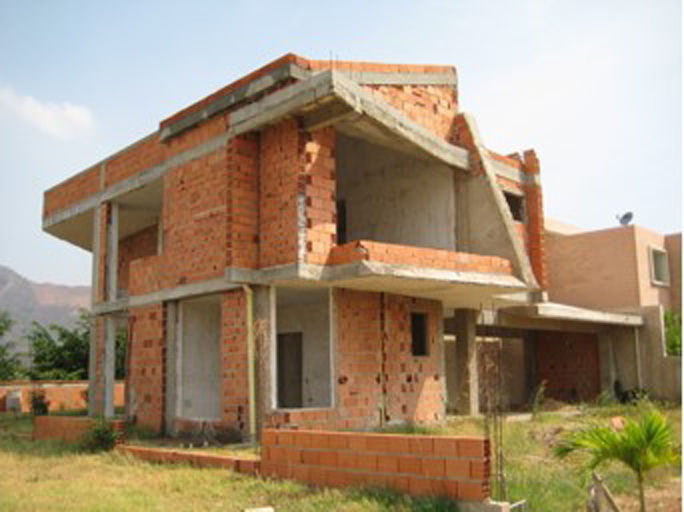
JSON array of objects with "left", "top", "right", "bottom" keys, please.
[
  {"left": 266, "top": 290, "right": 445, "bottom": 432},
  {"left": 0, "top": 381, "right": 124, "bottom": 413},
  {"left": 522, "top": 150, "right": 547, "bottom": 289},
  {"left": 303, "top": 127, "right": 337, "bottom": 265},
  {"left": 128, "top": 255, "right": 163, "bottom": 296},
  {"left": 535, "top": 331, "right": 600, "bottom": 402},
  {"left": 43, "top": 165, "right": 100, "bottom": 218},
  {"left": 221, "top": 290, "right": 250, "bottom": 435},
  {"left": 162, "top": 151, "right": 229, "bottom": 286},
  {"left": 33, "top": 416, "right": 125, "bottom": 443},
  {"left": 261, "top": 429, "right": 490, "bottom": 502},
  {"left": 385, "top": 295, "right": 444, "bottom": 423},
  {"left": 128, "top": 304, "right": 166, "bottom": 431},
  {"left": 259, "top": 119, "right": 302, "bottom": 267},
  {"left": 365, "top": 85, "right": 458, "bottom": 143},
  {"left": 105, "top": 135, "right": 164, "bottom": 187},
  {"left": 118, "top": 225, "right": 158, "bottom": 293},
  {"left": 226, "top": 135, "right": 260, "bottom": 269}
]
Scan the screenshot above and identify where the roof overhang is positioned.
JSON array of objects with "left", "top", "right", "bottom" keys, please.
[
  {"left": 502, "top": 301, "right": 643, "bottom": 327},
  {"left": 228, "top": 69, "right": 471, "bottom": 170},
  {"left": 227, "top": 261, "right": 527, "bottom": 309}
]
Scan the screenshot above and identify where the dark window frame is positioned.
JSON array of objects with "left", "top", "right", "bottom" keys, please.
[{"left": 411, "top": 312, "right": 429, "bottom": 357}]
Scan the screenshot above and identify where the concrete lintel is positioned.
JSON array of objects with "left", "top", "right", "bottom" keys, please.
[
  {"left": 160, "top": 63, "right": 312, "bottom": 141},
  {"left": 228, "top": 70, "right": 338, "bottom": 136},
  {"left": 486, "top": 155, "right": 544, "bottom": 187},
  {"left": 331, "top": 71, "right": 470, "bottom": 170},
  {"left": 92, "top": 277, "right": 241, "bottom": 314},
  {"left": 43, "top": 131, "right": 232, "bottom": 232},
  {"left": 504, "top": 302, "right": 644, "bottom": 327},
  {"left": 329, "top": 69, "right": 457, "bottom": 86}
]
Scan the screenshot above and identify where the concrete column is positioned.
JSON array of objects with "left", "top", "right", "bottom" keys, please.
[
  {"left": 88, "top": 205, "right": 102, "bottom": 417},
  {"left": 164, "top": 301, "right": 178, "bottom": 435},
  {"left": 253, "top": 285, "right": 275, "bottom": 433},
  {"left": 106, "top": 202, "right": 119, "bottom": 301},
  {"left": 453, "top": 309, "right": 480, "bottom": 415},
  {"left": 103, "top": 316, "right": 116, "bottom": 418}
]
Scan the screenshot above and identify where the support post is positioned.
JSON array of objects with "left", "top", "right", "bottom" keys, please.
[
  {"left": 107, "top": 202, "right": 119, "bottom": 301},
  {"left": 88, "top": 205, "right": 101, "bottom": 416},
  {"left": 164, "top": 302, "right": 178, "bottom": 435},
  {"left": 454, "top": 309, "right": 480, "bottom": 415},
  {"left": 103, "top": 316, "right": 116, "bottom": 418},
  {"left": 634, "top": 326, "right": 643, "bottom": 389}
]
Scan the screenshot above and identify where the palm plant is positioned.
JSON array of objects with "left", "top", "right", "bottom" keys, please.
[{"left": 554, "top": 409, "right": 680, "bottom": 512}]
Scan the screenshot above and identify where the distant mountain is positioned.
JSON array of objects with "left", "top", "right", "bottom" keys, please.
[{"left": 0, "top": 265, "right": 90, "bottom": 356}]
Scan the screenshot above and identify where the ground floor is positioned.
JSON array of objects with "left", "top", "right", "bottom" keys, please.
[{"left": 90, "top": 286, "right": 676, "bottom": 440}]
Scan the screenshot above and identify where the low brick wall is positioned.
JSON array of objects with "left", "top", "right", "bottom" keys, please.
[
  {"left": 117, "top": 445, "right": 260, "bottom": 475},
  {"left": 261, "top": 429, "right": 490, "bottom": 501},
  {"left": 32, "top": 415, "right": 126, "bottom": 443},
  {"left": 0, "top": 380, "right": 125, "bottom": 413},
  {"left": 328, "top": 240, "right": 512, "bottom": 275}
]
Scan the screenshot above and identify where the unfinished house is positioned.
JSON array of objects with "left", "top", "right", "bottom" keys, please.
[{"left": 42, "top": 54, "right": 646, "bottom": 440}]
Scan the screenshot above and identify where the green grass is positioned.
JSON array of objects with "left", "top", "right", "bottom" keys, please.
[
  {"left": 0, "top": 414, "right": 459, "bottom": 512},
  {"left": 0, "top": 404, "right": 679, "bottom": 511}
]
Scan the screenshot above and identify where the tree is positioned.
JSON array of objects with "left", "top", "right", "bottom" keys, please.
[
  {"left": 27, "top": 311, "right": 127, "bottom": 380},
  {"left": 0, "top": 310, "right": 25, "bottom": 380},
  {"left": 554, "top": 409, "right": 680, "bottom": 512},
  {"left": 28, "top": 314, "right": 90, "bottom": 380},
  {"left": 664, "top": 310, "right": 681, "bottom": 356}
]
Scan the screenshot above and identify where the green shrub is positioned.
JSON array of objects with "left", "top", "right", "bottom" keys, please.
[
  {"left": 530, "top": 380, "right": 546, "bottom": 419},
  {"left": 665, "top": 310, "right": 681, "bottom": 356},
  {"left": 82, "top": 417, "right": 120, "bottom": 452},
  {"left": 30, "top": 391, "right": 49, "bottom": 416}
]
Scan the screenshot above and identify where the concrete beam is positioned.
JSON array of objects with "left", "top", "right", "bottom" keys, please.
[
  {"left": 331, "top": 70, "right": 456, "bottom": 86},
  {"left": 504, "top": 302, "right": 643, "bottom": 327},
  {"left": 160, "top": 63, "right": 312, "bottom": 141},
  {"left": 92, "top": 277, "right": 241, "bottom": 315}
]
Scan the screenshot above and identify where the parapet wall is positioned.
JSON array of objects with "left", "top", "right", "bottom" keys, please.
[
  {"left": 0, "top": 380, "right": 125, "bottom": 413},
  {"left": 261, "top": 429, "right": 491, "bottom": 502}
]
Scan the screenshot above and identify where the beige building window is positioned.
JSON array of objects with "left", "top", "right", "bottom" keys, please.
[{"left": 649, "top": 247, "right": 670, "bottom": 286}]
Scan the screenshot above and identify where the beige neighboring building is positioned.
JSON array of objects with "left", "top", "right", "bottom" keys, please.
[
  {"left": 546, "top": 222, "right": 681, "bottom": 313},
  {"left": 545, "top": 220, "right": 681, "bottom": 401}
]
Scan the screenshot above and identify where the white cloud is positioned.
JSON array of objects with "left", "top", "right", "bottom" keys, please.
[{"left": 0, "top": 86, "right": 95, "bottom": 140}]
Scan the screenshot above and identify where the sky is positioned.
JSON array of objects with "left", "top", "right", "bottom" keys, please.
[{"left": 0, "top": 0, "right": 681, "bottom": 286}]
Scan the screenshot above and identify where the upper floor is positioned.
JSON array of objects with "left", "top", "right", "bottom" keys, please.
[{"left": 42, "top": 54, "right": 548, "bottom": 311}]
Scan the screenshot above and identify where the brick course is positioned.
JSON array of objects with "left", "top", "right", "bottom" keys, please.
[
  {"left": 128, "top": 304, "right": 166, "bottom": 431},
  {"left": 261, "top": 429, "right": 490, "bottom": 502}
]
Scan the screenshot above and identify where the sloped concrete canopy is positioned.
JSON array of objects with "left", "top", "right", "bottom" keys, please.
[
  {"left": 502, "top": 301, "right": 643, "bottom": 327},
  {"left": 227, "top": 261, "right": 527, "bottom": 310}
]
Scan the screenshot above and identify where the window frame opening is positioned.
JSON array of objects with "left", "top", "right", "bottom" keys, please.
[
  {"left": 273, "top": 287, "right": 334, "bottom": 411},
  {"left": 649, "top": 247, "right": 670, "bottom": 286},
  {"left": 411, "top": 312, "right": 429, "bottom": 357}
]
